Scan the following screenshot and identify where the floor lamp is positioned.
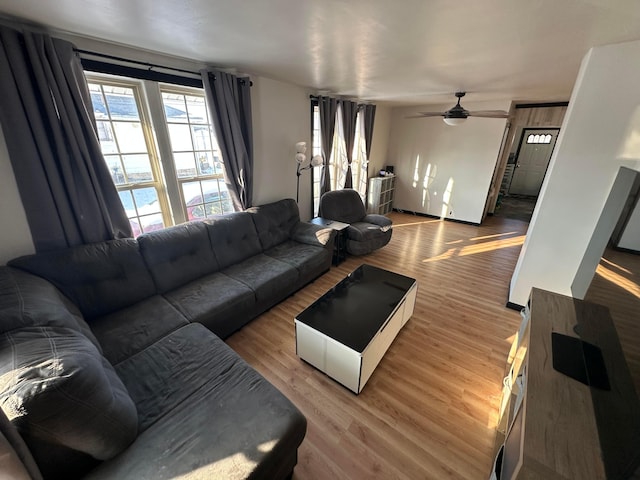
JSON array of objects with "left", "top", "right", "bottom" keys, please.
[{"left": 295, "top": 141, "right": 323, "bottom": 203}]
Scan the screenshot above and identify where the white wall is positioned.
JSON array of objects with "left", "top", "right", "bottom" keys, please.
[
  {"left": 251, "top": 76, "right": 313, "bottom": 218},
  {"left": 509, "top": 40, "right": 640, "bottom": 306},
  {"left": 0, "top": 126, "right": 35, "bottom": 265},
  {"left": 386, "top": 101, "right": 509, "bottom": 224},
  {"left": 367, "top": 105, "right": 392, "bottom": 175}
]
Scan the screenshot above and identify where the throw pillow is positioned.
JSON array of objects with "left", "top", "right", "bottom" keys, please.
[{"left": 0, "top": 326, "right": 138, "bottom": 478}]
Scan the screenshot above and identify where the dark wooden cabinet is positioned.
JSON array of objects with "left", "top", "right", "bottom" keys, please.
[{"left": 491, "top": 288, "right": 640, "bottom": 479}]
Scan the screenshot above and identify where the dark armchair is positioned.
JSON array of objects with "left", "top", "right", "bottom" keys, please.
[{"left": 319, "top": 189, "right": 392, "bottom": 256}]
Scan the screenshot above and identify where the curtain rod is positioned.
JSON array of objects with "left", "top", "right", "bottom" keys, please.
[
  {"left": 309, "top": 94, "right": 373, "bottom": 105},
  {"left": 76, "top": 49, "right": 199, "bottom": 76},
  {"left": 75, "top": 49, "right": 252, "bottom": 85}
]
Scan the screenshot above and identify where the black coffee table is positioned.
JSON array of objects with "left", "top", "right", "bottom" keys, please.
[{"left": 295, "top": 264, "right": 417, "bottom": 393}]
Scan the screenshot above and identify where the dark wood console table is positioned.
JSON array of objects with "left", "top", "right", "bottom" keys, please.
[{"left": 491, "top": 288, "right": 640, "bottom": 479}]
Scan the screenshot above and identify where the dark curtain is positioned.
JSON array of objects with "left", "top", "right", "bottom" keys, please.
[
  {"left": 0, "top": 27, "right": 132, "bottom": 252},
  {"left": 362, "top": 104, "right": 377, "bottom": 195},
  {"left": 201, "top": 69, "right": 253, "bottom": 210},
  {"left": 341, "top": 100, "right": 358, "bottom": 189},
  {"left": 318, "top": 96, "right": 338, "bottom": 195}
]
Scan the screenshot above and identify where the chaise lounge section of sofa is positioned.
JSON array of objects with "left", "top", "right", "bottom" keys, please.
[{"left": 0, "top": 198, "right": 334, "bottom": 479}]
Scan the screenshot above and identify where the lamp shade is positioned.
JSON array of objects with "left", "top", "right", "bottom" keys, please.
[
  {"left": 295, "top": 141, "right": 307, "bottom": 153},
  {"left": 295, "top": 152, "right": 306, "bottom": 164},
  {"left": 443, "top": 117, "right": 466, "bottom": 126},
  {"left": 310, "top": 155, "right": 323, "bottom": 167}
]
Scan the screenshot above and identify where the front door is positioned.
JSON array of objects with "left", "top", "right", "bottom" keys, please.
[{"left": 509, "top": 128, "right": 559, "bottom": 196}]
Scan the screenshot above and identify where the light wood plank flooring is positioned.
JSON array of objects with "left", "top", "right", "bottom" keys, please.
[{"left": 226, "top": 212, "right": 640, "bottom": 479}]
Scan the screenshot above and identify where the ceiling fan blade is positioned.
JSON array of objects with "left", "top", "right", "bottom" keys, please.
[
  {"left": 467, "top": 110, "right": 509, "bottom": 118},
  {"left": 417, "top": 111, "right": 446, "bottom": 117}
]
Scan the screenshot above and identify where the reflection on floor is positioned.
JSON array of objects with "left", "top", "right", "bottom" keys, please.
[{"left": 494, "top": 195, "right": 537, "bottom": 223}]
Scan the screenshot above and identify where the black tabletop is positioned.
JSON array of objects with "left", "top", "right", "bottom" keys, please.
[{"left": 296, "top": 264, "right": 416, "bottom": 353}]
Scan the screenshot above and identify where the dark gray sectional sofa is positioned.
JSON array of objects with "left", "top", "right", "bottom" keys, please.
[{"left": 0, "top": 198, "right": 335, "bottom": 479}]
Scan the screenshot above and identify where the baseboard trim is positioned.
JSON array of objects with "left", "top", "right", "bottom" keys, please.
[
  {"left": 392, "top": 208, "right": 480, "bottom": 227},
  {"left": 613, "top": 246, "right": 640, "bottom": 256},
  {"left": 506, "top": 301, "right": 524, "bottom": 311}
]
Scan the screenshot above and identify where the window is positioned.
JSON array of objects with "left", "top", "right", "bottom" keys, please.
[
  {"left": 87, "top": 75, "right": 232, "bottom": 236},
  {"left": 160, "top": 89, "right": 233, "bottom": 219},
  {"left": 526, "top": 133, "right": 552, "bottom": 144},
  {"left": 311, "top": 105, "right": 322, "bottom": 216},
  {"left": 88, "top": 81, "right": 167, "bottom": 235},
  {"left": 311, "top": 103, "right": 369, "bottom": 216}
]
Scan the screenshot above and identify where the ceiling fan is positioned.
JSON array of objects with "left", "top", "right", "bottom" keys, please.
[{"left": 407, "top": 91, "right": 509, "bottom": 126}]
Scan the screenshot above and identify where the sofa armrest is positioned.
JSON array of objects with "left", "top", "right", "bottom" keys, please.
[
  {"left": 291, "top": 222, "right": 336, "bottom": 248},
  {"left": 363, "top": 214, "right": 393, "bottom": 230}
]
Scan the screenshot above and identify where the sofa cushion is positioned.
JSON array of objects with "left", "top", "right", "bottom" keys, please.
[
  {"left": 347, "top": 222, "right": 392, "bottom": 242},
  {"left": 90, "top": 296, "right": 189, "bottom": 365},
  {"left": 138, "top": 222, "right": 219, "bottom": 294},
  {"left": 0, "top": 326, "right": 138, "bottom": 479},
  {"left": 263, "top": 240, "right": 331, "bottom": 285},
  {"left": 0, "top": 267, "right": 100, "bottom": 350},
  {"left": 222, "top": 254, "right": 299, "bottom": 307},
  {"left": 247, "top": 198, "right": 300, "bottom": 251},
  {"left": 113, "top": 324, "right": 236, "bottom": 431},
  {"left": 84, "top": 324, "right": 307, "bottom": 480},
  {"left": 164, "top": 272, "right": 256, "bottom": 338},
  {"left": 319, "top": 188, "right": 366, "bottom": 224},
  {"left": 9, "top": 239, "right": 156, "bottom": 320},
  {"left": 204, "top": 212, "right": 263, "bottom": 270}
]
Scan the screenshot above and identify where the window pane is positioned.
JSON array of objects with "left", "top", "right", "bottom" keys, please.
[
  {"left": 186, "top": 95, "right": 208, "bottom": 124},
  {"left": 182, "top": 181, "right": 203, "bottom": 221},
  {"left": 89, "top": 88, "right": 108, "bottom": 120},
  {"left": 195, "top": 151, "right": 215, "bottom": 176},
  {"left": 221, "top": 199, "right": 234, "bottom": 214},
  {"left": 174, "top": 152, "right": 197, "bottom": 178},
  {"left": 161, "top": 93, "right": 188, "bottom": 123},
  {"left": 113, "top": 122, "right": 147, "bottom": 153},
  {"left": 199, "top": 180, "right": 218, "bottom": 207},
  {"left": 191, "top": 125, "right": 212, "bottom": 151},
  {"left": 103, "top": 86, "right": 140, "bottom": 120},
  {"left": 105, "top": 155, "right": 126, "bottom": 185},
  {"left": 132, "top": 187, "right": 160, "bottom": 215},
  {"left": 122, "top": 154, "right": 153, "bottom": 183},
  {"left": 96, "top": 121, "right": 117, "bottom": 152},
  {"left": 140, "top": 213, "right": 164, "bottom": 233},
  {"left": 118, "top": 190, "right": 135, "bottom": 216},
  {"left": 168, "top": 123, "right": 193, "bottom": 151}
]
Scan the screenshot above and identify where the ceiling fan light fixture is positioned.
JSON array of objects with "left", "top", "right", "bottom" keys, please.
[{"left": 443, "top": 117, "right": 466, "bottom": 126}]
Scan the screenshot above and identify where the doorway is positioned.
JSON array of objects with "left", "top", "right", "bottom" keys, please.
[
  {"left": 509, "top": 128, "right": 559, "bottom": 196},
  {"left": 496, "top": 128, "right": 559, "bottom": 222}
]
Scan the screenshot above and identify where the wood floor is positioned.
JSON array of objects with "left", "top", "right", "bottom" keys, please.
[{"left": 225, "top": 212, "right": 640, "bottom": 479}]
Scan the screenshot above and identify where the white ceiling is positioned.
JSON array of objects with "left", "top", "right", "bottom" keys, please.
[{"left": 1, "top": 0, "right": 640, "bottom": 105}]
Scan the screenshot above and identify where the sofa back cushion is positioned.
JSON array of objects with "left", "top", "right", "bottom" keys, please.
[
  {"left": 247, "top": 198, "right": 300, "bottom": 251},
  {"left": 9, "top": 239, "right": 156, "bottom": 320},
  {"left": 205, "top": 212, "right": 262, "bottom": 269},
  {"left": 0, "top": 326, "right": 138, "bottom": 479},
  {"left": 0, "top": 267, "right": 101, "bottom": 351},
  {"left": 318, "top": 188, "right": 366, "bottom": 224},
  {"left": 138, "top": 222, "right": 219, "bottom": 293}
]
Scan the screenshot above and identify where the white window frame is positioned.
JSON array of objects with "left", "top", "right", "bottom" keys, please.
[
  {"left": 87, "top": 76, "right": 171, "bottom": 235},
  {"left": 86, "top": 73, "right": 233, "bottom": 233}
]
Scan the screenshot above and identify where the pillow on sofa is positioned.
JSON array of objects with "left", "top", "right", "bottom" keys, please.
[{"left": 0, "top": 326, "right": 138, "bottom": 478}]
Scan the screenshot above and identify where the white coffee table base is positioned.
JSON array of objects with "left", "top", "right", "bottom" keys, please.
[{"left": 295, "top": 283, "right": 417, "bottom": 394}]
